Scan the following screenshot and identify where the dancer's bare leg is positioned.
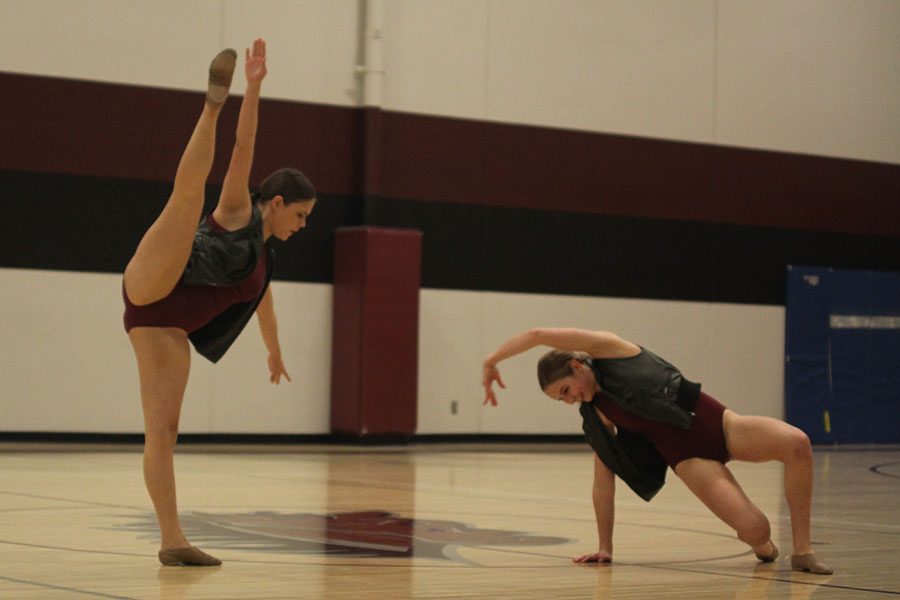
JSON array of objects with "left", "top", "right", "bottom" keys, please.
[
  {"left": 724, "top": 411, "right": 813, "bottom": 552},
  {"left": 130, "top": 328, "right": 190, "bottom": 547},
  {"left": 124, "top": 50, "right": 236, "bottom": 306},
  {"left": 724, "top": 410, "right": 832, "bottom": 574},
  {"left": 675, "top": 458, "right": 776, "bottom": 559},
  {"left": 123, "top": 104, "right": 220, "bottom": 305},
  {"left": 129, "top": 327, "right": 220, "bottom": 566}
]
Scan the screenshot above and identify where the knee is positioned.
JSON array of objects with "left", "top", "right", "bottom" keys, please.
[
  {"left": 123, "top": 281, "right": 160, "bottom": 307},
  {"left": 145, "top": 423, "right": 179, "bottom": 449},
  {"left": 785, "top": 427, "right": 813, "bottom": 464},
  {"left": 737, "top": 512, "right": 771, "bottom": 547}
]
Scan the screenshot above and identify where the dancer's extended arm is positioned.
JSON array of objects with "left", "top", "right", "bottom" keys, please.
[
  {"left": 215, "top": 38, "right": 267, "bottom": 229},
  {"left": 256, "top": 286, "right": 291, "bottom": 384},
  {"left": 482, "top": 328, "right": 640, "bottom": 405}
]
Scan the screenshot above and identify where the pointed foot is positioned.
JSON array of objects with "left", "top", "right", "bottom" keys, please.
[
  {"left": 206, "top": 48, "right": 237, "bottom": 105},
  {"left": 158, "top": 546, "right": 222, "bottom": 567},
  {"left": 791, "top": 552, "right": 833, "bottom": 575}
]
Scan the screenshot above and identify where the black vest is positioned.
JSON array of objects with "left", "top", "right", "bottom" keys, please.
[
  {"left": 591, "top": 348, "right": 700, "bottom": 429},
  {"left": 579, "top": 348, "right": 702, "bottom": 501},
  {"left": 182, "top": 206, "right": 274, "bottom": 363},
  {"left": 181, "top": 206, "right": 265, "bottom": 287}
]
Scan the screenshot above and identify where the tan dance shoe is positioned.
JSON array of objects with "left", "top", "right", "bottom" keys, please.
[
  {"left": 790, "top": 552, "right": 833, "bottom": 575},
  {"left": 206, "top": 49, "right": 237, "bottom": 105},
  {"left": 158, "top": 546, "right": 222, "bottom": 566}
]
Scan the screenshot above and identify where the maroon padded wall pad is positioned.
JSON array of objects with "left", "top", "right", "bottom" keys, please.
[{"left": 331, "top": 227, "right": 422, "bottom": 436}]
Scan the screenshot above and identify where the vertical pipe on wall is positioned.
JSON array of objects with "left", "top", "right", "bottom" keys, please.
[
  {"left": 355, "top": 0, "right": 386, "bottom": 208},
  {"left": 357, "top": 0, "right": 385, "bottom": 108}
]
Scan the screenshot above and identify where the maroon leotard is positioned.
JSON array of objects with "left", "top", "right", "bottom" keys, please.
[
  {"left": 123, "top": 214, "right": 267, "bottom": 334},
  {"left": 592, "top": 391, "right": 730, "bottom": 468}
]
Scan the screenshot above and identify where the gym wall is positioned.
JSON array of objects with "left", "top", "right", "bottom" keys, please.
[{"left": 1, "top": 0, "right": 898, "bottom": 435}]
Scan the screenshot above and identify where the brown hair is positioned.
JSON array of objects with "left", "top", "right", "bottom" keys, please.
[
  {"left": 254, "top": 168, "right": 316, "bottom": 205},
  {"left": 537, "top": 349, "right": 592, "bottom": 390}
]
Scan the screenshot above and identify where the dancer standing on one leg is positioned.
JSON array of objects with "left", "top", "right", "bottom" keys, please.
[
  {"left": 482, "top": 327, "right": 833, "bottom": 574},
  {"left": 123, "top": 39, "right": 317, "bottom": 566}
]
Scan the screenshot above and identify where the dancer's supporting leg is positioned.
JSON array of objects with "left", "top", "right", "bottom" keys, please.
[
  {"left": 675, "top": 458, "right": 778, "bottom": 560},
  {"left": 724, "top": 412, "right": 833, "bottom": 574},
  {"left": 129, "top": 326, "right": 221, "bottom": 566}
]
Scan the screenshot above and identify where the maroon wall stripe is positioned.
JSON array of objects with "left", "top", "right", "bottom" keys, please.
[
  {"left": 0, "top": 72, "right": 361, "bottom": 194},
  {"left": 3, "top": 71, "right": 898, "bottom": 237},
  {"left": 378, "top": 111, "right": 900, "bottom": 237}
]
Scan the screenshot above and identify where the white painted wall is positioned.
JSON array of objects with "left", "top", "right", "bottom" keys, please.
[
  {"left": 0, "top": 0, "right": 361, "bottom": 108},
  {"left": 1, "top": 268, "right": 783, "bottom": 434},
  {"left": 416, "top": 289, "right": 784, "bottom": 434},
  {"left": 0, "top": 268, "right": 332, "bottom": 433},
  {"left": 382, "top": 1, "right": 719, "bottom": 144},
  {"left": 380, "top": 0, "right": 900, "bottom": 163},
  {"left": 716, "top": 0, "right": 900, "bottom": 163},
  {"left": 0, "top": 0, "right": 897, "bottom": 163}
]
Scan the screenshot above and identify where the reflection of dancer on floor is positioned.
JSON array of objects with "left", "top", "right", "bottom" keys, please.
[
  {"left": 122, "top": 39, "right": 316, "bottom": 566},
  {"left": 482, "top": 328, "right": 833, "bottom": 575}
]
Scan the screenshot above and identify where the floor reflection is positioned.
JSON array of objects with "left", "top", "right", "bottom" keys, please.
[{"left": 119, "top": 509, "right": 568, "bottom": 561}]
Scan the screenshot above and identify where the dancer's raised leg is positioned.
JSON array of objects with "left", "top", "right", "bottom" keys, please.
[{"left": 123, "top": 49, "right": 236, "bottom": 306}]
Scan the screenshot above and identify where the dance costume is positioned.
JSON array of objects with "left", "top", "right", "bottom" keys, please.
[
  {"left": 123, "top": 206, "right": 273, "bottom": 363},
  {"left": 580, "top": 348, "right": 729, "bottom": 501},
  {"left": 594, "top": 391, "right": 729, "bottom": 467}
]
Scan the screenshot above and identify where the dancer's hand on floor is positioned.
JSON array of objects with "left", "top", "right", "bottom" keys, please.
[{"left": 573, "top": 550, "right": 612, "bottom": 564}]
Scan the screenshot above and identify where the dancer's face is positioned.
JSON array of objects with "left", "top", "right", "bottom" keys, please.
[
  {"left": 543, "top": 360, "right": 596, "bottom": 405},
  {"left": 271, "top": 197, "right": 316, "bottom": 241}
]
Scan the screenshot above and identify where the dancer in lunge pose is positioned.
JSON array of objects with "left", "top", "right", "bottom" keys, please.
[
  {"left": 123, "top": 39, "right": 317, "bottom": 566},
  {"left": 482, "top": 327, "right": 832, "bottom": 574}
]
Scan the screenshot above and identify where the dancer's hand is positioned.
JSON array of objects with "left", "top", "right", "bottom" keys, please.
[
  {"left": 573, "top": 550, "right": 612, "bottom": 564},
  {"left": 267, "top": 354, "right": 292, "bottom": 384},
  {"left": 482, "top": 363, "right": 505, "bottom": 406},
  {"left": 246, "top": 38, "right": 267, "bottom": 84}
]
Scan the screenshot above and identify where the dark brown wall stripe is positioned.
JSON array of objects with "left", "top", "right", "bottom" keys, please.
[
  {"left": 364, "top": 195, "right": 900, "bottom": 305},
  {"left": 2, "top": 169, "right": 897, "bottom": 306},
  {"left": 0, "top": 170, "right": 354, "bottom": 283}
]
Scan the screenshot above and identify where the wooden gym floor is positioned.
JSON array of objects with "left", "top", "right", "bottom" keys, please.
[{"left": 0, "top": 442, "right": 898, "bottom": 599}]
